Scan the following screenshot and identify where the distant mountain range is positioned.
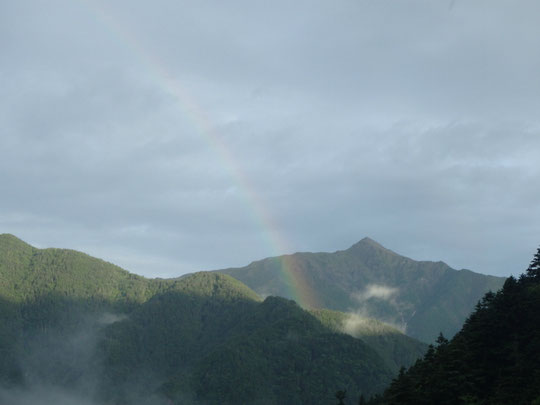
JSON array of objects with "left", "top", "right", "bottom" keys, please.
[
  {"left": 217, "top": 237, "right": 506, "bottom": 342},
  {"left": 0, "top": 234, "right": 427, "bottom": 404}
]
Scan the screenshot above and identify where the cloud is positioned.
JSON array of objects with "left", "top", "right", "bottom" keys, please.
[
  {"left": 98, "top": 313, "right": 128, "bottom": 325},
  {"left": 342, "top": 313, "right": 403, "bottom": 337},
  {"left": 349, "top": 284, "right": 411, "bottom": 332},
  {"left": 1, "top": 0, "right": 540, "bottom": 278},
  {"left": 353, "top": 285, "right": 399, "bottom": 302}
]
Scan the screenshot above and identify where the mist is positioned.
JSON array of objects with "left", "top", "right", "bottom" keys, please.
[
  {"left": 0, "top": 311, "right": 179, "bottom": 405},
  {"left": 0, "top": 386, "right": 99, "bottom": 405},
  {"left": 350, "top": 284, "right": 412, "bottom": 332}
]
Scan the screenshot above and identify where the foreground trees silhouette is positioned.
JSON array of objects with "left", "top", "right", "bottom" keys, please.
[{"left": 366, "top": 245, "right": 540, "bottom": 405}]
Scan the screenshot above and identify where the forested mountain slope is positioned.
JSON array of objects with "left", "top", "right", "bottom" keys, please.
[
  {"left": 311, "top": 309, "right": 428, "bottom": 374},
  {"left": 0, "top": 233, "right": 162, "bottom": 305},
  {"left": 0, "top": 234, "right": 426, "bottom": 404},
  {"left": 218, "top": 237, "right": 505, "bottom": 342},
  {"left": 101, "top": 290, "right": 395, "bottom": 404},
  {"left": 369, "top": 247, "right": 540, "bottom": 405}
]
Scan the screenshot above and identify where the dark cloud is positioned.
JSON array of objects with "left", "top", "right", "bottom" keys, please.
[{"left": 1, "top": 0, "right": 539, "bottom": 277}]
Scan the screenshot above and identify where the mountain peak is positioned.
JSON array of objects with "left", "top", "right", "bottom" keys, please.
[
  {"left": 357, "top": 237, "right": 385, "bottom": 247},
  {"left": 347, "top": 237, "right": 397, "bottom": 256}
]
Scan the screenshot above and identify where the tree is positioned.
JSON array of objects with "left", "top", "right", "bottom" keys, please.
[
  {"left": 335, "top": 390, "right": 347, "bottom": 405},
  {"left": 435, "top": 332, "right": 448, "bottom": 347},
  {"left": 526, "top": 246, "right": 540, "bottom": 279}
]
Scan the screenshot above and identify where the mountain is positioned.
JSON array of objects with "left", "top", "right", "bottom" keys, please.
[
  {"left": 370, "top": 247, "right": 540, "bottom": 405},
  {"left": 101, "top": 286, "right": 395, "bottom": 404},
  {"left": 0, "top": 234, "right": 426, "bottom": 404},
  {"left": 217, "top": 237, "right": 506, "bottom": 342}
]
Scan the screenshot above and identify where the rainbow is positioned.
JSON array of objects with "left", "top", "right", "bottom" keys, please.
[{"left": 81, "top": 1, "right": 321, "bottom": 308}]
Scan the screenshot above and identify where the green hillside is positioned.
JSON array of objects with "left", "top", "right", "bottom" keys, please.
[
  {"left": 0, "top": 234, "right": 426, "bottom": 404},
  {"left": 101, "top": 290, "right": 395, "bottom": 404},
  {"left": 0, "top": 233, "right": 161, "bottom": 305},
  {"left": 369, "top": 246, "right": 540, "bottom": 405},
  {"left": 311, "top": 309, "right": 428, "bottom": 374},
  {"left": 218, "top": 237, "right": 505, "bottom": 342}
]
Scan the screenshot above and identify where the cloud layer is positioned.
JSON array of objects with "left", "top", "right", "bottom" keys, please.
[{"left": 2, "top": 0, "right": 540, "bottom": 277}]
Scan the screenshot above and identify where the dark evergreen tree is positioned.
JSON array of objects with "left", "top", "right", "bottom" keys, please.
[
  {"left": 435, "top": 332, "right": 448, "bottom": 347},
  {"left": 335, "top": 390, "right": 347, "bottom": 405},
  {"left": 526, "top": 246, "right": 540, "bottom": 279}
]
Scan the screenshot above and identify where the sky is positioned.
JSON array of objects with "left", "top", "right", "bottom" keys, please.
[{"left": 1, "top": 0, "right": 539, "bottom": 278}]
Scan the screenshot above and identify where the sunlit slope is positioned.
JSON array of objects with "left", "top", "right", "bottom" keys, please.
[
  {"left": 218, "top": 237, "right": 505, "bottom": 342},
  {"left": 0, "top": 233, "right": 160, "bottom": 305}
]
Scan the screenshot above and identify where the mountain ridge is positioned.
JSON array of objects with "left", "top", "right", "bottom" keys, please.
[{"left": 217, "top": 237, "right": 506, "bottom": 342}]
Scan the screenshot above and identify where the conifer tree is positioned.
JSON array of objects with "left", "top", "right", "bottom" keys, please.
[
  {"left": 527, "top": 246, "right": 540, "bottom": 279},
  {"left": 435, "top": 332, "right": 448, "bottom": 347},
  {"left": 335, "top": 390, "right": 347, "bottom": 405}
]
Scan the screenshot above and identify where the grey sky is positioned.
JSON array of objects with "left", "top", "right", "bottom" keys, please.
[{"left": 2, "top": 0, "right": 539, "bottom": 278}]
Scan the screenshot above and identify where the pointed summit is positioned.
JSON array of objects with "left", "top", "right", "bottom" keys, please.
[
  {"left": 346, "top": 237, "right": 401, "bottom": 259},
  {"left": 350, "top": 237, "right": 386, "bottom": 250}
]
